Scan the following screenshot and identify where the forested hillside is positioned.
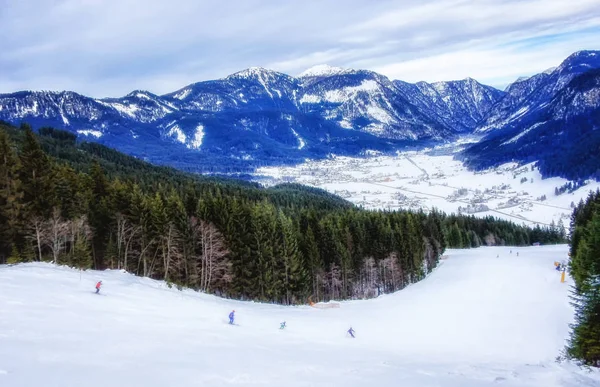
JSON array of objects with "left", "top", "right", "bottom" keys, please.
[
  {"left": 568, "top": 190, "right": 600, "bottom": 366},
  {"left": 0, "top": 122, "right": 564, "bottom": 303}
]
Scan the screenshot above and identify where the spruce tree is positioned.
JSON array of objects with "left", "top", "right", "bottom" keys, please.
[
  {"left": 0, "top": 129, "right": 23, "bottom": 261},
  {"left": 19, "top": 125, "right": 55, "bottom": 218},
  {"left": 18, "top": 126, "right": 56, "bottom": 261}
]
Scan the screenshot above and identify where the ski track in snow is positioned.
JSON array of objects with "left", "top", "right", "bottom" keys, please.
[{"left": 0, "top": 245, "right": 599, "bottom": 386}]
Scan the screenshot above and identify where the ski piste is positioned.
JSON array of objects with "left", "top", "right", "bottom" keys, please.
[{"left": 1, "top": 245, "right": 599, "bottom": 386}]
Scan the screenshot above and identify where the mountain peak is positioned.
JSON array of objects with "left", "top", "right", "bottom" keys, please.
[
  {"left": 298, "top": 64, "right": 352, "bottom": 78},
  {"left": 125, "top": 90, "right": 156, "bottom": 99},
  {"left": 227, "top": 67, "right": 280, "bottom": 79},
  {"left": 557, "top": 50, "right": 600, "bottom": 73}
]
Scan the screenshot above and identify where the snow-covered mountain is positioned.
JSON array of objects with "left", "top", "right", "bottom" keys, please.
[
  {"left": 0, "top": 67, "right": 452, "bottom": 171},
  {"left": 394, "top": 78, "right": 505, "bottom": 132},
  {"left": 298, "top": 69, "right": 449, "bottom": 140},
  {"left": 0, "top": 50, "right": 599, "bottom": 174},
  {"left": 462, "top": 64, "right": 600, "bottom": 180},
  {"left": 476, "top": 50, "right": 600, "bottom": 133}
]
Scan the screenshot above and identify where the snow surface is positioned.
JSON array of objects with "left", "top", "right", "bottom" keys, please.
[
  {"left": 1, "top": 245, "right": 598, "bottom": 386},
  {"left": 167, "top": 125, "right": 186, "bottom": 144},
  {"left": 299, "top": 64, "right": 350, "bottom": 78},
  {"left": 188, "top": 124, "right": 204, "bottom": 149},
  {"left": 100, "top": 101, "right": 141, "bottom": 118},
  {"left": 290, "top": 129, "right": 306, "bottom": 149},
  {"left": 173, "top": 88, "right": 192, "bottom": 100},
  {"left": 76, "top": 129, "right": 102, "bottom": 138},
  {"left": 256, "top": 147, "right": 600, "bottom": 227}
]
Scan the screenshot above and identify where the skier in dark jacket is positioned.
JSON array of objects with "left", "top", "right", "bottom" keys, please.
[
  {"left": 348, "top": 327, "right": 355, "bottom": 338},
  {"left": 229, "top": 310, "right": 235, "bottom": 324}
]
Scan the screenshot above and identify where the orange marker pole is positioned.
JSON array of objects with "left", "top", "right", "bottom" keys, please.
[{"left": 561, "top": 270, "right": 566, "bottom": 283}]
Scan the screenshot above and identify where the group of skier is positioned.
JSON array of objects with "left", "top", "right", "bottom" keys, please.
[
  {"left": 228, "top": 309, "right": 355, "bottom": 337},
  {"left": 94, "top": 282, "right": 356, "bottom": 338}
]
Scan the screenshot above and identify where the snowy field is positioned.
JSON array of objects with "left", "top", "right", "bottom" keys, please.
[
  {"left": 1, "top": 245, "right": 599, "bottom": 387},
  {"left": 256, "top": 148, "right": 600, "bottom": 228}
]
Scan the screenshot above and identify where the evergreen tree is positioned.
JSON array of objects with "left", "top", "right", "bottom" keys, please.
[
  {"left": 19, "top": 125, "right": 55, "bottom": 219},
  {"left": 567, "top": 193, "right": 600, "bottom": 366},
  {"left": 568, "top": 275, "right": 600, "bottom": 366},
  {"left": 278, "top": 211, "right": 308, "bottom": 304},
  {"left": 72, "top": 237, "right": 93, "bottom": 270},
  {"left": 0, "top": 129, "right": 23, "bottom": 262}
]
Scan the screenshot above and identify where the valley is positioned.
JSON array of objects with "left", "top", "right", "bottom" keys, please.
[{"left": 256, "top": 141, "right": 600, "bottom": 228}]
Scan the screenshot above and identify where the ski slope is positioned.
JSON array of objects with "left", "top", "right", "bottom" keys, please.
[{"left": 1, "top": 245, "right": 599, "bottom": 387}]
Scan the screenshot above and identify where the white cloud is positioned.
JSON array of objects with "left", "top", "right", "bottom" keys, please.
[{"left": 0, "top": 0, "right": 598, "bottom": 96}]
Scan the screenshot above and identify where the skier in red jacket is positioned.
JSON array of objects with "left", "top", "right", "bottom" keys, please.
[{"left": 95, "top": 281, "right": 102, "bottom": 294}]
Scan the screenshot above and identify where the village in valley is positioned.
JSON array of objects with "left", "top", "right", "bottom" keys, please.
[{"left": 256, "top": 146, "right": 600, "bottom": 229}]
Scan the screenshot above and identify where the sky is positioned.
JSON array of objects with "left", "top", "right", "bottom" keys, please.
[{"left": 0, "top": 0, "right": 599, "bottom": 97}]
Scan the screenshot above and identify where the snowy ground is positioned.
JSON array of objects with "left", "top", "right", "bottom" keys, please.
[
  {"left": 1, "top": 245, "right": 599, "bottom": 386},
  {"left": 256, "top": 147, "right": 600, "bottom": 228}
]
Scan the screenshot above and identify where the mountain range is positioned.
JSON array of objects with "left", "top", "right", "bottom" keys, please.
[{"left": 1, "top": 50, "right": 599, "bottom": 177}]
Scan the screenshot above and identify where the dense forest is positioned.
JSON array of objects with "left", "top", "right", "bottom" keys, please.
[
  {"left": 567, "top": 190, "right": 600, "bottom": 366},
  {"left": 0, "top": 122, "right": 565, "bottom": 304}
]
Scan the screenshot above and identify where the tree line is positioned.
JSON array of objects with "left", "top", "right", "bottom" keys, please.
[
  {"left": 0, "top": 122, "right": 564, "bottom": 304},
  {"left": 567, "top": 190, "right": 600, "bottom": 366}
]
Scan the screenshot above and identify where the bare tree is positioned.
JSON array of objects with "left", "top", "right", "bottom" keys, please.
[
  {"left": 136, "top": 235, "right": 156, "bottom": 278},
  {"left": 162, "top": 222, "right": 182, "bottom": 282},
  {"left": 30, "top": 216, "right": 46, "bottom": 261},
  {"left": 327, "top": 263, "right": 342, "bottom": 300},
  {"left": 115, "top": 213, "right": 139, "bottom": 271},
  {"left": 380, "top": 253, "right": 402, "bottom": 293},
  {"left": 197, "top": 220, "right": 230, "bottom": 293},
  {"left": 70, "top": 215, "right": 92, "bottom": 246},
  {"left": 356, "top": 257, "right": 379, "bottom": 299},
  {"left": 312, "top": 269, "right": 327, "bottom": 302},
  {"left": 47, "top": 208, "right": 69, "bottom": 264}
]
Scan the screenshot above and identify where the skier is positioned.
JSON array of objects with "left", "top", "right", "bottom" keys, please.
[
  {"left": 280, "top": 321, "right": 286, "bottom": 330},
  {"left": 229, "top": 310, "right": 235, "bottom": 325},
  {"left": 517, "top": 252, "right": 519, "bottom": 257},
  {"left": 347, "top": 327, "right": 355, "bottom": 338},
  {"left": 555, "top": 263, "right": 562, "bottom": 271},
  {"left": 95, "top": 281, "right": 102, "bottom": 294}
]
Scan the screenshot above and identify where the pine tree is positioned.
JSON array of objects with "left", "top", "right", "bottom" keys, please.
[
  {"left": 303, "top": 225, "right": 322, "bottom": 300},
  {"left": 87, "top": 161, "right": 113, "bottom": 268},
  {"left": 0, "top": 129, "right": 23, "bottom": 261},
  {"left": 72, "top": 237, "right": 93, "bottom": 270},
  {"left": 278, "top": 211, "right": 307, "bottom": 304},
  {"left": 567, "top": 199, "right": 600, "bottom": 366},
  {"left": 19, "top": 126, "right": 56, "bottom": 261},
  {"left": 568, "top": 276, "right": 600, "bottom": 366},
  {"left": 19, "top": 125, "right": 55, "bottom": 218},
  {"left": 6, "top": 244, "right": 26, "bottom": 264}
]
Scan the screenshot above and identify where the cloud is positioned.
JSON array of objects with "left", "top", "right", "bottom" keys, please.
[{"left": 0, "top": 0, "right": 598, "bottom": 96}]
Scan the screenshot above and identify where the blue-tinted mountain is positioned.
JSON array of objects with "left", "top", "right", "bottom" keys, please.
[
  {"left": 462, "top": 62, "right": 600, "bottom": 180},
  {"left": 0, "top": 67, "right": 460, "bottom": 171},
  {"left": 394, "top": 77, "right": 505, "bottom": 132},
  {"left": 476, "top": 50, "right": 600, "bottom": 133},
  {"left": 1, "top": 51, "right": 599, "bottom": 177}
]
